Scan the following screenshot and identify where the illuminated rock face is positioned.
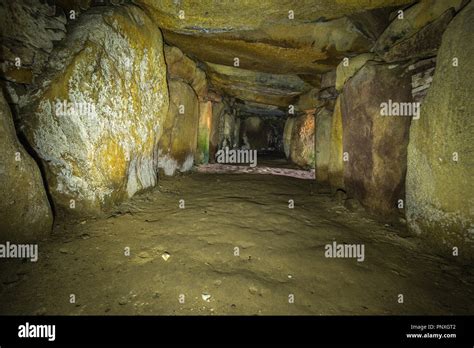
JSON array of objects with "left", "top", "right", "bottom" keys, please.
[
  {"left": 406, "top": 1, "right": 474, "bottom": 257},
  {"left": 20, "top": 5, "right": 169, "bottom": 216},
  {"left": 196, "top": 101, "right": 213, "bottom": 165},
  {"left": 0, "top": 90, "right": 53, "bottom": 241},
  {"left": 288, "top": 112, "right": 315, "bottom": 169}
]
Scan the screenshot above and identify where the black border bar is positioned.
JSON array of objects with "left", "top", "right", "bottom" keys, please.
[{"left": 0, "top": 315, "right": 473, "bottom": 345}]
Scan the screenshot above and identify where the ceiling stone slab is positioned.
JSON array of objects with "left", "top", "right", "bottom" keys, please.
[
  {"left": 236, "top": 100, "right": 287, "bottom": 118},
  {"left": 205, "top": 62, "right": 311, "bottom": 107},
  {"left": 135, "top": 0, "right": 413, "bottom": 32},
  {"left": 135, "top": 0, "right": 413, "bottom": 75},
  {"left": 162, "top": 18, "right": 372, "bottom": 75}
]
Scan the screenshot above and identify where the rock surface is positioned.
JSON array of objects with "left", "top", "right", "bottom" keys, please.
[
  {"left": 283, "top": 117, "right": 295, "bottom": 160},
  {"left": 406, "top": 1, "right": 474, "bottom": 258},
  {"left": 196, "top": 101, "right": 213, "bottom": 164},
  {"left": 0, "top": 90, "right": 53, "bottom": 241},
  {"left": 0, "top": 0, "right": 68, "bottom": 117},
  {"left": 20, "top": 5, "right": 169, "bottom": 215},
  {"left": 374, "top": 0, "right": 463, "bottom": 55},
  {"left": 328, "top": 96, "right": 344, "bottom": 192},
  {"left": 158, "top": 80, "right": 199, "bottom": 175},
  {"left": 335, "top": 53, "right": 374, "bottom": 91},
  {"left": 0, "top": 0, "right": 67, "bottom": 79},
  {"left": 218, "top": 111, "right": 238, "bottom": 149},
  {"left": 341, "top": 62, "right": 412, "bottom": 219},
  {"left": 164, "top": 45, "right": 208, "bottom": 97},
  {"left": 161, "top": 18, "right": 376, "bottom": 76},
  {"left": 289, "top": 112, "right": 315, "bottom": 169},
  {"left": 205, "top": 63, "right": 310, "bottom": 107},
  {"left": 137, "top": 0, "right": 412, "bottom": 32},
  {"left": 209, "top": 101, "right": 226, "bottom": 162},
  {"left": 380, "top": 8, "right": 454, "bottom": 63},
  {"left": 315, "top": 107, "right": 332, "bottom": 184},
  {"left": 142, "top": 0, "right": 412, "bottom": 76},
  {"left": 296, "top": 88, "right": 324, "bottom": 111}
]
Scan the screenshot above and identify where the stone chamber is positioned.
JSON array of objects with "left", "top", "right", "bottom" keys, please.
[{"left": 0, "top": 0, "right": 473, "bottom": 315}]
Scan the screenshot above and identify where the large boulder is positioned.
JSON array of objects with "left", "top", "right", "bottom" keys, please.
[
  {"left": 341, "top": 61, "right": 412, "bottom": 219},
  {"left": 20, "top": 5, "right": 169, "bottom": 216},
  {"left": 406, "top": 1, "right": 474, "bottom": 258},
  {"left": 158, "top": 80, "right": 199, "bottom": 175},
  {"left": 0, "top": 90, "right": 53, "bottom": 241}
]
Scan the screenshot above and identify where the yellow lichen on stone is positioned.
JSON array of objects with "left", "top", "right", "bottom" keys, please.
[{"left": 21, "top": 5, "right": 169, "bottom": 216}]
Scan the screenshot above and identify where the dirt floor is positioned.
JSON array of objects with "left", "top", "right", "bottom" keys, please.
[{"left": 0, "top": 171, "right": 473, "bottom": 315}]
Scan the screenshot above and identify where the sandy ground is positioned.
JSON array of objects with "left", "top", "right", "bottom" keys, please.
[{"left": 0, "top": 172, "right": 473, "bottom": 315}]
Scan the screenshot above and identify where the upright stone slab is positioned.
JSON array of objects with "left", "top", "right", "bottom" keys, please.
[
  {"left": 290, "top": 112, "right": 315, "bottom": 169},
  {"left": 315, "top": 107, "right": 332, "bottom": 184},
  {"left": 406, "top": 1, "right": 474, "bottom": 258},
  {"left": 196, "top": 101, "right": 212, "bottom": 164},
  {"left": 210, "top": 101, "right": 225, "bottom": 162},
  {"left": 328, "top": 96, "right": 344, "bottom": 192},
  {"left": 283, "top": 117, "right": 295, "bottom": 160},
  {"left": 0, "top": 91, "right": 53, "bottom": 241},
  {"left": 158, "top": 80, "right": 199, "bottom": 175},
  {"left": 341, "top": 61, "right": 412, "bottom": 219}
]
